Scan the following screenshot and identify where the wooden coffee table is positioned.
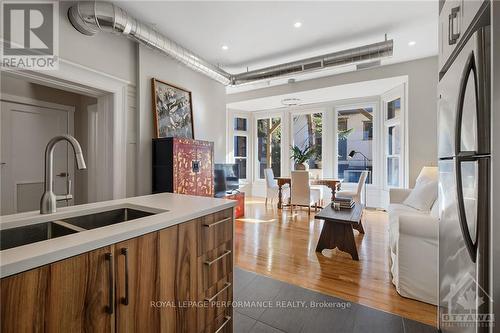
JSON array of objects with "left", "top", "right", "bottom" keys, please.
[{"left": 314, "top": 203, "right": 364, "bottom": 260}]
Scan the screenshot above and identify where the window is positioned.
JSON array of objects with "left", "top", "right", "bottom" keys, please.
[
  {"left": 337, "top": 107, "right": 373, "bottom": 184},
  {"left": 231, "top": 115, "right": 248, "bottom": 180},
  {"left": 363, "top": 121, "right": 373, "bottom": 141},
  {"left": 234, "top": 135, "right": 247, "bottom": 180},
  {"left": 257, "top": 117, "right": 281, "bottom": 179},
  {"left": 387, "top": 98, "right": 401, "bottom": 120},
  {"left": 234, "top": 117, "right": 247, "bottom": 131},
  {"left": 292, "top": 113, "right": 323, "bottom": 169},
  {"left": 385, "top": 97, "right": 402, "bottom": 187}
]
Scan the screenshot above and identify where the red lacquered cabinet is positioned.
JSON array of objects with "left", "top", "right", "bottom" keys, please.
[{"left": 153, "top": 138, "right": 214, "bottom": 197}]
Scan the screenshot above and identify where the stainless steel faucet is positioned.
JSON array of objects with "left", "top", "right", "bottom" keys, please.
[{"left": 40, "top": 135, "right": 87, "bottom": 214}]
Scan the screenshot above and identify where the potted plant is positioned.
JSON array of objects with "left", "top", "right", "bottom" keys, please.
[{"left": 290, "top": 145, "right": 316, "bottom": 170}]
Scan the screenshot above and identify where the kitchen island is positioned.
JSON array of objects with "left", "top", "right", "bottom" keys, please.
[{"left": 0, "top": 193, "right": 235, "bottom": 332}]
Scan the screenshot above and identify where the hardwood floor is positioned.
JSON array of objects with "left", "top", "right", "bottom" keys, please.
[{"left": 234, "top": 197, "right": 437, "bottom": 327}]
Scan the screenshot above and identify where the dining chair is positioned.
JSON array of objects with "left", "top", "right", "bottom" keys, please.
[
  {"left": 290, "top": 171, "right": 323, "bottom": 214},
  {"left": 264, "top": 168, "right": 289, "bottom": 206},
  {"left": 336, "top": 170, "right": 369, "bottom": 205}
]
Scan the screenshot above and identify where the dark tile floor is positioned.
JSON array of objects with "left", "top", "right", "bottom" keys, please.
[{"left": 233, "top": 268, "right": 437, "bottom": 333}]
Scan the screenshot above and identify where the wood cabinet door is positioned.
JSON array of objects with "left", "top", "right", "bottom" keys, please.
[
  {"left": 1, "top": 265, "right": 49, "bottom": 333},
  {"left": 1, "top": 246, "right": 114, "bottom": 333},
  {"left": 195, "top": 144, "right": 214, "bottom": 197},
  {"left": 176, "top": 220, "right": 199, "bottom": 332},
  {"left": 116, "top": 227, "right": 179, "bottom": 333},
  {"left": 116, "top": 232, "right": 159, "bottom": 332},
  {"left": 173, "top": 141, "right": 197, "bottom": 195},
  {"left": 157, "top": 226, "right": 180, "bottom": 332},
  {"left": 46, "top": 246, "right": 115, "bottom": 332}
]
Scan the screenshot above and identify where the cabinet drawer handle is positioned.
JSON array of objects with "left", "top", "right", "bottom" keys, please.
[
  {"left": 203, "top": 217, "right": 231, "bottom": 228},
  {"left": 204, "top": 282, "right": 231, "bottom": 303},
  {"left": 120, "top": 248, "right": 129, "bottom": 305},
  {"left": 204, "top": 250, "right": 232, "bottom": 266},
  {"left": 214, "top": 316, "right": 231, "bottom": 333},
  {"left": 105, "top": 252, "right": 114, "bottom": 314}
]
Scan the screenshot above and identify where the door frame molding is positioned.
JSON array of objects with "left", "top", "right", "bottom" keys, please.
[
  {"left": 1, "top": 58, "right": 130, "bottom": 201},
  {"left": 0, "top": 93, "right": 76, "bottom": 113}
]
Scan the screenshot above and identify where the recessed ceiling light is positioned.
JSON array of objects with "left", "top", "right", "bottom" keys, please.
[
  {"left": 408, "top": 41, "right": 417, "bottom": 46},
  {"left": 294, "top": 22, "right": 302, "bottom": 28},
  {"left": 221, "top": 45, "right": 229, "bottom": 51}
]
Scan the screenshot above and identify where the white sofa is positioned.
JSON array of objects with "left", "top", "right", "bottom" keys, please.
[{"left": 388, "top": 168, "right": 439, "bottom": 305}]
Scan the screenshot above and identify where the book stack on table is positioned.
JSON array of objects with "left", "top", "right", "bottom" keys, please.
[{"left": 332, "top": 196, "right": 354, "bottom": 209}]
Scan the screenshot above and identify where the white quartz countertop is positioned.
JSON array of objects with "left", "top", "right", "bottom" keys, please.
[{"left": 0, "top": 193, "right": 236, "bottom": 278}]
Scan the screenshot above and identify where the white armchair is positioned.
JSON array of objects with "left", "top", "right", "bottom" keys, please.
[{"left": 388, "top": 167, "right": 439, "bottom": 305}]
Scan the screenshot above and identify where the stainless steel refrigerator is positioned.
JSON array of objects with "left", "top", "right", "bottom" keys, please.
[{"left": 437, "top": 17, "right": 492, "bottom": 333}]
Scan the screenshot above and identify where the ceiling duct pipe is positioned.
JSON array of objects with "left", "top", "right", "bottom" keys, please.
[
  {"left": 231, "top": 40, "right": 393, "bottom": 85},
  {"left": 68, "top": 1, "right": 393, "bottom": 86},
  {"left": 68, "top": 1, "right": 232, "bottom": 85}
]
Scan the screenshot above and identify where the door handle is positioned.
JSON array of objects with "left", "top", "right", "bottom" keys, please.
[
  {"left": 454, "top": 156, "right": 489, "bottom": 264},
  {"left": 448, "top": 6, "right": 460, "bottom": 45},
  {"left": 56, "top": 172, "right": 68, "bottom": 177},
  {"left": 214, "top": 316, "right": 231, "bottom": 333},
  {"left": 203, "top": 217, "right": 231, "bottom": 228},
  {"left": 455, "top": 52, "right": 477, "bottom": 156},
  {"left": 455, "top": 157, "right": 476, "bottom": 262},
  {"left": 120, "top": 248, "right": 130, "bottom": 305},
  {"left": 105, "top": 252, "right": 114, "bottom": 314},
  {"left": 204, "top": 250, "right": 232, "bottom": 266},
  {"left": 204, "top": 282, "right": 231, "bottom": 302}
]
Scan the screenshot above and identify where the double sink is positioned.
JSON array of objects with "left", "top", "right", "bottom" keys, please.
[{"left": 0, "top": 208, "right": 156, "bottom": 251}]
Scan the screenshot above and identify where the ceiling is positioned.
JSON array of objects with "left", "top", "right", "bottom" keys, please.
[
  {"left": 116, "top": 1, "right": 438, "bottom": 71},
  {"left": 227, "top": 76, "right": 407, "bottom": 111}
]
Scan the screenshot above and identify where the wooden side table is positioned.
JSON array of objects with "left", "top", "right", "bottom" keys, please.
[{"left": 314, "top": 203, "right": 364, "bottom": 260}]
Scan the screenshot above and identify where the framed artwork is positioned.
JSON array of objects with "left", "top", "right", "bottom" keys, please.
[{"left": 152, "top": 78, "right": 194, "bottom": 139}]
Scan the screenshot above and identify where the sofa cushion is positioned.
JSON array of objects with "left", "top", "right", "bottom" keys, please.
[
  {"left": 403, "top": 180, "right": 438, "bottom": 211},
  {"left": 416, "top": 166, "right": 438, "bottom": 185}
]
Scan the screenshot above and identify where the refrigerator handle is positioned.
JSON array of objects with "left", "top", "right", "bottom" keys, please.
[
  {"left": 455, "top": 156, "right": 482, "bottom": 263},
  {"left": 454, "top": 51, "right": 479, "bottom": 156}
]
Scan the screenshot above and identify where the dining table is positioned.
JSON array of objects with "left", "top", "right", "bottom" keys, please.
[{"left": 275, "top": 177, "right": 342, "bottom": 209}]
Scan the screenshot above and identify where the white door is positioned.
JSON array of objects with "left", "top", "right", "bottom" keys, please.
[{"left": 1, "top": 101, "right": 74, "bottom": 215}]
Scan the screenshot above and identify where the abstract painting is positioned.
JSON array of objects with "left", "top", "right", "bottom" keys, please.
[{"left": 152, "top": 78, "right": 194, "bottom": 139}]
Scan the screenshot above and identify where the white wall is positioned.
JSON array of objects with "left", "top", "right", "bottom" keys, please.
[
  {"left": 136, "top": 45, "right": 227, "bottom": 195},
  {"left": 228, "top": 57, "right": 439, "bottom": 187}
]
